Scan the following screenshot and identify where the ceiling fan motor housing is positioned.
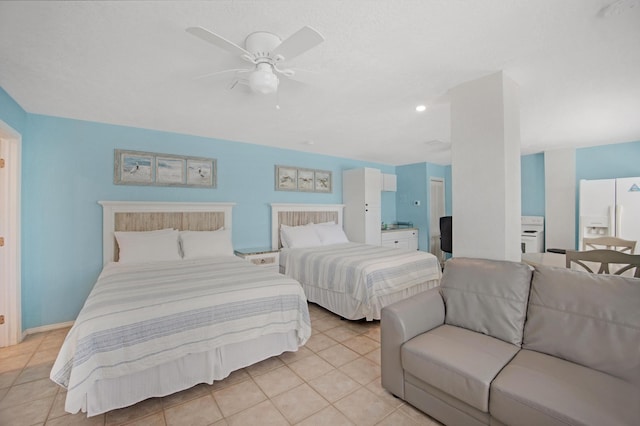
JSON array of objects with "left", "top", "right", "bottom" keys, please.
[{"left": 244, "top": 31, "right": 282, "bottom": 61}]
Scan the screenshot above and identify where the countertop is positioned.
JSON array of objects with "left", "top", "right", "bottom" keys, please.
[{"left": 381, "top": 227, "right": 418, "bottom": 233}]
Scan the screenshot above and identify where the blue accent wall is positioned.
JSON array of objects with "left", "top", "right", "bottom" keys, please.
[
  {"left": 0, "top": 87, "right": 27, "bottom": 133},
  {"left": 396, "top": 162, "right": 448, "bottom": 252},
  {"left": 396, "top": 163, "right": 427, "bottom": 249},
  {"left": 521, "top": 153, "right": 545, "bottom": 216},
  {"left": 576, "top": 141, "right": 640, "bottom": 181}
]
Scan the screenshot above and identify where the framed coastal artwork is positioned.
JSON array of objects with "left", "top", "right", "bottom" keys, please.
[
  {"left": 114, "top": 149, "right": 216, "bottom": 188},
  {"left": 275, "top": 165, "right": 332, "bottom": 193},
  {"left": 314, "top": 170, "right": 332, "bottom": 193},
  {"left": 297, "top": 168, "right": 315, "bottom": 192},
  {"left": 275, "top": 166, "right": 297, "bottom": 191}
]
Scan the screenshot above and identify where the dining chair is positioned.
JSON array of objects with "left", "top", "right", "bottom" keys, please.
[
  {"left": 582, "top": 236, "right": 636, "bottom": 254},
  {"left": 565, "top": 249, "right": 640, "bottom": 278}
]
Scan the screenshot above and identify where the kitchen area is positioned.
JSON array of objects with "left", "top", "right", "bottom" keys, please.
[{"left": 381, "top": 221, "right": 419, "bottom": 250}]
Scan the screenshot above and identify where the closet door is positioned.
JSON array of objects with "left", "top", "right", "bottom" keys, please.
[{"left": 429, "top": 178, "right": 445, "bottom": 258}]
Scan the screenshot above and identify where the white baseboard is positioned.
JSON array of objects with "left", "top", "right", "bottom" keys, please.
[{"left": 22, "top": 321, "right": 74, "bottom": 339}]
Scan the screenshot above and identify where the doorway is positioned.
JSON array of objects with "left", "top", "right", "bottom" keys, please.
[
  {"left": 0, "top": 120, "right": 22, "bottom": 347},
  {"left": 429, "top": 177, "right": 446, "bottom": 263}
]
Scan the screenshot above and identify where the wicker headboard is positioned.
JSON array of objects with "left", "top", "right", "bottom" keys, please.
[
  {"left": 99, "top": 201, "right": 235, "bottom": 265},
  {"left": 270, "top": 203, "right": 344, "bottom": 250}
]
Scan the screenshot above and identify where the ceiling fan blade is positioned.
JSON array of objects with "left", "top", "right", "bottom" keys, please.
[
  {"left": 271, "top": 26, "right": 324, "bottom": 62},
  {"left": 229, "top": 78, "right": 250, "bottom": 90},
  {"left": 194, "top": 68, "right": 252, "bottom": 80},
  {"left": 279, "top": 68, "right": 320, "bottom": 85},
  {"left": 186, "top": 27, "right": 251, "bottom": 57}
]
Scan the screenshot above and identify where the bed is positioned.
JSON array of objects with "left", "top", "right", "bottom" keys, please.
[
  {"left": 51, "top": 201, "right": 311, "bottom": 416},
  {"left": 271, "top": 203, "right": 442, "bottom": 321}
]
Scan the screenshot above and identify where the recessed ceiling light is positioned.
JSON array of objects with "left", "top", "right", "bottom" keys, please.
[
  {"left": 303, "top": 140, "right": 315, "bottom": 145},
  {"left": 416, "top": 105, "right": 427, "bottom": 112}
]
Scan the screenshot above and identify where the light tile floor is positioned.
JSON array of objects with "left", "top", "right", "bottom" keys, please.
[{"left": 0, "top": 303, "right": 442, "bottom": 426}]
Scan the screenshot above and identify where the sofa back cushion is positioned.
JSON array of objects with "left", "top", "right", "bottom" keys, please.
[
  {"left": 524, "top": 265, "right": 640, "bottom": 387},
  {"left": 441, "top": 258, "right": 533, "bottom": 346}
]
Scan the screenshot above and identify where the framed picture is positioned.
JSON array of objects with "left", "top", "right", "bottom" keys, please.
[
  {"left": 297, "top": 168, "right": 315, "bottom": 192},
  {"left": 276, "top": 166, "right": 298, "bottom": 191},
  {"left": 115, "top": 150, "right": 154, "bottom": 184},
  {"left": 156, "top": 156, "right": 185, "bottom": 185},
  {"left": 114, "top": 149, "right": 216, "bottom": 188},
  {"left": 314, "top": 170, "right": 332, "bottom": 193},
  {"left": 275, "top": 165, "right": 333, "bottom": 193},
  {"left": 187, "top": 158, "right": 215, "bottom": 187}
]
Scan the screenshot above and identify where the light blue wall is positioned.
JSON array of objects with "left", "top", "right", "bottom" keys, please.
[
  {"left": 0, "top": 87, "right": 27, "bottom": 133},
  {"left": 576, "top": 141, "right": 640, "bottom": 181},
  {"left": 396, "top": 163, "right": 427, "bottom": 249},
  {"left": 0, "top": 87, "right": 398, "bottom": 329},
  {"left": 521, "top": 153, "right": 545, "bottom": 216},
  {"left": 396, "top": 162, "right": 449, "bottom": 252}
]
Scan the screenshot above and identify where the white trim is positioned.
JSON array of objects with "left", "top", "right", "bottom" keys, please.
[
  {"left": 0, "top": 120, "right": 22, "bottom": 347},
  {"left": 270, "top": 203, "right": 345, "bottom": 250},
  {"left": 23, "top": 321, "right": 74, "bottom": 338},
  {"left": 99, "top": 201, "right": 236, "bottom": 266}
]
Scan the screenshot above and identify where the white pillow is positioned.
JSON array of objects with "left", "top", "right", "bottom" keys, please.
[
  {"left": 281, "top": 224, "right": 322, "bottom": 248},
  {"left": 180, "top": 229, "right": 234, "bottom": 259},
  {"left": 280, "top": 224, "right": 292, "bottom": 248},
  {"left": 115, "top": 229, "right": 181, "bottom": 263},
  {"left": 314, "top": 223, "right": 349, "bottom": 245},
  {"left": 314, "top": 221, "right": 336, "bottom": 226}
]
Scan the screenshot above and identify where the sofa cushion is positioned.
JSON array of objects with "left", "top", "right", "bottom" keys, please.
[
  {"left": 441, "top": 257, "right": 533, "bottom": 346},
  {"left": 524, "top": 265, "right": 640, "bottom": 387},
  {"left": 401, "top": 324, "right": 519, "bottom": 412},
  {"left": 491, "top": 349, "right": 640, "bottom": 426}
]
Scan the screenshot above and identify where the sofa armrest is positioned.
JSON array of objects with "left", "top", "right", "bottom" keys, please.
[{"left": 381, "top": 287, "right": 445, "bottom": 399}]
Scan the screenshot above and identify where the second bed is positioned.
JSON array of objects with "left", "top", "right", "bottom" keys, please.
[{"left": 272, "top": 203, "right": 442, "bottom": 320}]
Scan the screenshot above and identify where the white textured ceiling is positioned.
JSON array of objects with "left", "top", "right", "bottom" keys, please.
[{"left": 1, "top": 0, "right": 639, "bottom": 165}]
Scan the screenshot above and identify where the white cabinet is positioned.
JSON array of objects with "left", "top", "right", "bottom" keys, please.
[
  {"left": 381, "top": 229, "right": 419, "bottom": 250},
  {"left": 381, "top": 173, "right": 397, "bottom": 192},
  {"left": 343, "top": 168, "right": 382, "bottom": 245}
]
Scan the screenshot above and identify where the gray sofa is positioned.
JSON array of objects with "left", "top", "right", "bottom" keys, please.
[{"left": 381, "top": 257, "right": 640, "bottom": 426}]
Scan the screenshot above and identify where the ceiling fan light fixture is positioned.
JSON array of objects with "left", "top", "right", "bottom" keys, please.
[{"left": 249, "top": 65, "right": 279, "bottom": 94}]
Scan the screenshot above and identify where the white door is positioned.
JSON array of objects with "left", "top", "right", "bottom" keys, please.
[
  {"left": 0, "top": 138, "right": 5, "bottom": 347},
  {"left": 364, "top": 168, "right": 381, "bottom": 207},
  {"left": 365, "top": 206, "right": 381, "bottom": 245},
  {"left": 615, "top": 177, "right": 640, "bottom": 245},
  {"left": 0, "top": 124, "right": 22, "bottom": 347},
  {"left": 429, "top": 178, "right": 445, "bottom": 258}
]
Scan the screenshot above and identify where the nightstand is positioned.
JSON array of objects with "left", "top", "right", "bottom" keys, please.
[{"left": 234, "top": 247, "right": 280, "bottom": 272}]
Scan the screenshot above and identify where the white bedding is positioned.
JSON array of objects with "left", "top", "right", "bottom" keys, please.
[
  {"left": 51, "top": 257, "right": 311, "bottom": 415},
  {"left": 281, "top": 242, "right": 442, "bottom": 320}
]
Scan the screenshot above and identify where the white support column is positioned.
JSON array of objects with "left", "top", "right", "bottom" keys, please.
[
  {"left": 449, "top": 71, "right": 522, "bottom": 261},
  {"left": 544, "top": 148, "right": 576, "bottom": 251}
]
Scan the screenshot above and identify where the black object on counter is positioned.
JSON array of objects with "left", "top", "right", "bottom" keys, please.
[{"left": 547, "top": 248, "right": 567, "bottom": 254}]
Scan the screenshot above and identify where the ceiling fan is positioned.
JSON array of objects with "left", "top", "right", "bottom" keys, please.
[{"left": 186, "top": 25, "right": 325, "bottom": 94}]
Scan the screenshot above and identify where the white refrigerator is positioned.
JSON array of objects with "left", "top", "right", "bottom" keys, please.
[{"left": 579, "top": 177, "right": 640, "bottom": 250}]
